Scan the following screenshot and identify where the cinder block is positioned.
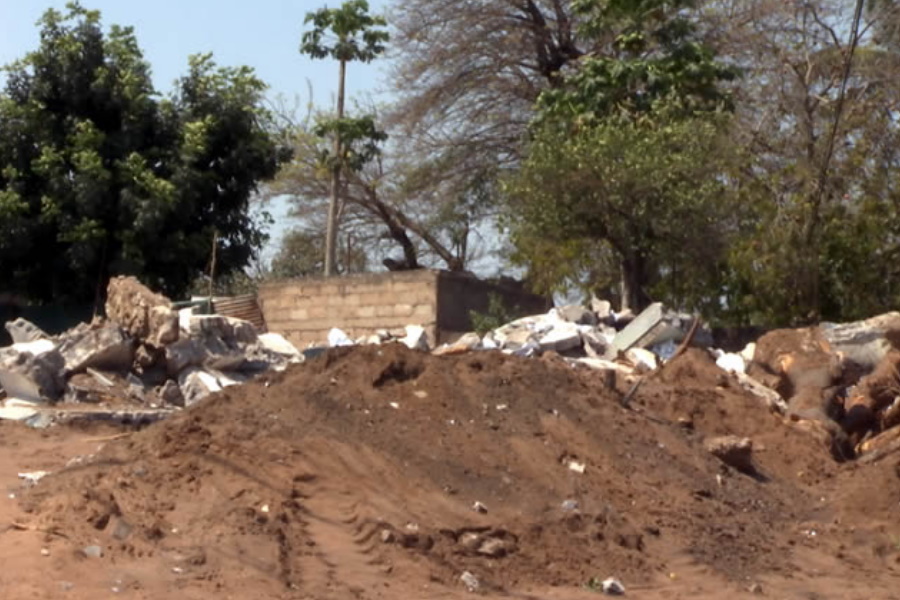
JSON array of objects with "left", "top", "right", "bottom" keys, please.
[
  {"left": 394, "top": 304, "right": 414, "bottom": 317},
  {"left": 340, "top": 293, "right": 365, "bottom": 307},
  {"left": 355, "top": 306, "right": 376, "bottom": 318},
  {"left": 289, "top": 308, "right": 309, "bottom": 321},
  {"left": 413, "top": 304, "right": 435, "bottom": 318}
]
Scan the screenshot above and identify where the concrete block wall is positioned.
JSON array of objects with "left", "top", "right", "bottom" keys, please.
[
  {"left": 257, "top": 270, "right": 440, "bottom": 348},
  {"left": 257, "top": 269, "right": 552, "bottom": 348}
]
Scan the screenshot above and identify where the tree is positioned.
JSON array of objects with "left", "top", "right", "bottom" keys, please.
[
  {"left": 696, "top": 0, "right": 900, "bottom": 325},
  {"left": 504, "top": 0, "right": 737, "bottom": 311},
  {"left": 506, "top": 99, "right": 738, "bottom": 312},
  {"left": 300, "top": 0, "right": 389, "bottom": 276},
  {"left": 0, "top": 3, "right": 289, "bottom": 305},
  {"left": 385, "top": 0, "right": 591, "bottom": 253},
  {"left": 267, "top": 101, "right": 492, "bottom": 274},
  {"left": 270, "top": 228, "right": 367, "bottom": 279}
]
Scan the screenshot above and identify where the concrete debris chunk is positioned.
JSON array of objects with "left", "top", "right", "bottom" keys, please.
[
  {"left": 158, "top": 380, "right": 185, "bottom": 407},
  {"left": 165, "top": 339, "right": 206, "bottom": 376},
  {"left": 4, "top": 318, "right": 49, "bottom": 344},
  {"left": 460, "top": 571, "right": 480, "bottom": 592},
  {"left": 401, "top": 325, "right": 430, "bottom": 351},
  {"left": 105, "top": 276, "right": 178, "bottom": 348},
  {"left": 715, "top": 351, "right": 746, "bottom": 374},
  {"left": 591, "top": 296, "right": 613, "bottom": 321},
  {"left": 328, "top": 328, "right": 355, "bottom": 347},
  {"left": 601, "top": 577, "right": 626, "bottom": 596},
  {"left": 227, "top": 317, "right": 258, "bottom": 345},
  {"left": 0, "top": 340, "right": 65, "bottom": 402},
  {"left": 610, "top": 302, "right": 665, "bottom": 355},
  {"left": 57, "top": 323, "right": 134, "bottom": 374},
  {"left": 433, "top": 332, "right": 482, "bottom": 356},
  {"left": 257, "top": 333, "right": 303, "bottom": 360},
  {"left": 625, "top": 347, "right": 658, "bottom": 373},
  {"left": 538, "top": 321, "right": 583, "bottom": 353},
  {"left": 0, "top": 405, "right": 40, "bottom": 422},
  {"left": 178, "top": 367, "right": 223, "bottom": 406},
  {"left": 820, "top": 312, "right": 900, "bottom": 370}
]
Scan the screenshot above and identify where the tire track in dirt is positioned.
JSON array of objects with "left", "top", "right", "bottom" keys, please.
[{"left": 282, "top": 447, "right": 395, "bottom": 600}]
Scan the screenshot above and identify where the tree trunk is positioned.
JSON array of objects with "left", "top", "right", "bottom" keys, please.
[
  {"left": 324, "top": 57, "right": 347, "bottom": 277},
  {"left": 620, "top": 253, "right": 653, "bottom": 313}
]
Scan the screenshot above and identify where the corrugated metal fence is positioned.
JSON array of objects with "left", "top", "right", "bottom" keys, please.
[{"left": 211, "top": 295, "right": 267, "bottom": 331}]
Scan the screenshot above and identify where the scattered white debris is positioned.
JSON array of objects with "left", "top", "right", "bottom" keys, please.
[
  {"left": 389, "top": 402, "right": 400, "bottom": 410},
  {"left": 460, "top": 571, "right": 480, "bottom": 592},
  {"left": 714, "top": 350, "right": 746, "bottom": 374},
  {"left": 327, "top": 327, "right": 355, "bottom": 347},
  {"left": 567, "top": 460, "right": 586, "bottom": 474},
  {"left": 472, "top": 501, "right": 489, "bottom": 514},
  {"left": 400, "top": 325, "right": 430, "bottom": 351},
  {"left": 601, "top": 577, "right": 626, "bottom": 595},
  {"left": 18, "top": 470, "right": 49, "bottom": 485}
]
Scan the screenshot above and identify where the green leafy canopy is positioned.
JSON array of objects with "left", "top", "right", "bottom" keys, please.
[{"left": 0, "top": 3, "right": 290, "bottom": 303}]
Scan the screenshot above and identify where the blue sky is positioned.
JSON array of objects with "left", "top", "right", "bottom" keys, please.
[
  {"left": 0, "top": 0, "right": 392, "bottom": 263},
  {"left": 0, "top": 0, "right": 390, "bottom": 105}
]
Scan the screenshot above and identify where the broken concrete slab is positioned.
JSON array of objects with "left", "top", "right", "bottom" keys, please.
[
  {"left": 609, "top": 303, "right": 665, "bottom": 356},
  {"left": 0, "top": 404, "right": 39, "bottom": 422},
  {"left": 538, "top": 321, "right": 582, "bottom": 353},
  {"left": 47, "top": 406, "right": 176, "bottom": 428},
  {"left": 626, "top": 347, "right": 658, "bottom": 373},
  {"left": 56, "top": 323, "right": 134, "bottom": 374},
  {"left": 400, "top": 325, "right": 430, "bottom": 351},
  {"left": 257, "top": 333, "right": 303, "bottom": 360},
  {"left": 0, "top": 340, "right": 65, "bottom": 403},
  {"left": 178, "top": 367, "right": 223, "bottom": 406},
  {"left": 227, "top": 317, "right": 259, "bottom": 345},
  {"left": 495, "top": 326, "right": 539, "bottom": 350},
  {"left": 106, "top": 276, "right": 179, "bottom": 348},
  {"left": 820, "top": 312, "right": 900, "bottom": 371},
  {"left": 4, "top": 318, "right": 49, "bottom": 344},
  {"left": 165, "top": 338, "right": 206, "bottom": 376},
  {"left": 185, "top": 314, "right": 257, "bottom": 345}
]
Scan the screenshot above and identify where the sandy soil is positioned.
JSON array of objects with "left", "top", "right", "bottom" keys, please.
[{"left": 0, "top": 345, "right": 899, "bottom": 599}]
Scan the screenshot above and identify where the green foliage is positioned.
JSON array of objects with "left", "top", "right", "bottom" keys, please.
[
  {"left": 313, "top": 114, "right": 388, "bottom": 171},
  {"left": 469, "top": 293, "right": 516, "bottom": 336},
  {"left": 0, "top": 3, "right": 289, "bottom": 303},
  {"left": 506, "top": 97, "right": 737, "bottom": 313},
  {"left": 503, "top": 0, "right": 738, "bottom": 312},
  {"left": 300, "top": 0, "right": 389, "bottom": 63},
  {"left": 537, "top": 0, "right": 736, "bottom": 128},
  {"left": 270, "top": 228, "right": 367, "bottom": 278}
]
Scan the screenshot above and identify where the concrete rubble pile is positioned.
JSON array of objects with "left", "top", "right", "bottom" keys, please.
[
  {"left": 327, "top": 300, "right": 709, "bottom": 376},
  {"left": 0, "top": 276, "right": 303, "bottom": 426}
]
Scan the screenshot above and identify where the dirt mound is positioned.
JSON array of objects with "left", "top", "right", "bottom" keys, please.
[{"left": 17, "top": 344, "right": 900, "bottom": 598}]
